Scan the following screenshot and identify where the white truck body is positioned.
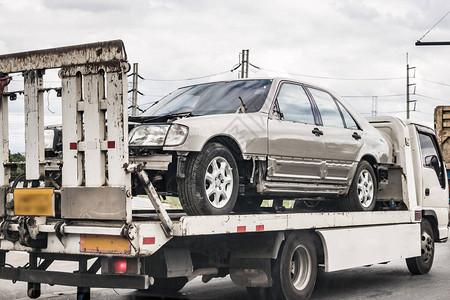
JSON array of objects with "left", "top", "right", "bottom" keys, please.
[{"left": 0, "top": 42, "right": 447, "bottom": 299}]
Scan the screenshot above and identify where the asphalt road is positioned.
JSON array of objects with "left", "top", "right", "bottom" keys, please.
[{"left": 0, "top": 242, "right": 449, "bottom": 300}]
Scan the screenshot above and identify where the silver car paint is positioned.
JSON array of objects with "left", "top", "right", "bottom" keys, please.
[
  {"left": 165, "top": 78, "right": 390, "bottom": 164},
  {"left": 164, "top": 112, "right": 269, "bottom": 156}
]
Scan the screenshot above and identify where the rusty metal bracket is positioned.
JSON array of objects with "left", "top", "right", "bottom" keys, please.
[
  {"left": 54, "top": 221, "right": 66, "bottom": 246},
  {"left": 125, "top": 163, "right": 173, "bottom": 237},
  {"left": 0, "top": 75, "right": 11, "bottom": 95}
]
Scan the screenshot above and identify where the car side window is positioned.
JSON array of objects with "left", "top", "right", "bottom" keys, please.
[
  {"left": 336, "top": 101, "right": 359, "bottom": 130},
  {"left": 275, "top": 83, "right": 315, "bottom": 124},
  {"left": 308, "top": 88, "right": 344, "bottom": 128},
  {"left": 418, "top": 132, "right": 445, "bottom": 188}
]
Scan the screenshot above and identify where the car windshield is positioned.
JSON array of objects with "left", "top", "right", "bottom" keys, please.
[{"left": 141, "top": 79, "right": 272, "bottom": 117}]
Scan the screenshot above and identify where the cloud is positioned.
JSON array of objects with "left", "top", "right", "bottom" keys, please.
[
  {"left": 42, "top": 0, "right": 140, "bottom": 13},
  {"left": 1, "top": 0, "right": 450, "bottom": 152}
]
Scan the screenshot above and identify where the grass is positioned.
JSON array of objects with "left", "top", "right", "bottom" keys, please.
[
  {"left": 261, "top": 199, "right": 294, "bottom": 208},
  {"left": 138, "top": 195, "right": 293, "bottom": 210},
  {"left": 137, "top": 195, "right": 182, "bottom": 209}
]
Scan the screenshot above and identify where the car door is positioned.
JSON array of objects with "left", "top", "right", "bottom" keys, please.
[
  {"left": 307, "top": 87, "right": 363, "bottom": 183},
  {"left": 267, "top": 82, "right": 325, "bottom": 182}
]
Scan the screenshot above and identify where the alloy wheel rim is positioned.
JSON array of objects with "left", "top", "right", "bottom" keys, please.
[
  {"left": 357, "top": 169, "right": 374, "bottom": 208},
  {"left": 204, "top": 156, "right": 233, "bottom": 208}
]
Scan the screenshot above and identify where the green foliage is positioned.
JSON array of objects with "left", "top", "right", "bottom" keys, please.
[{"left": 8, "top": 150, "right": 25, "bottom": 179}]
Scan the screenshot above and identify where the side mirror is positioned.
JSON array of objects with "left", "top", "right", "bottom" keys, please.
[{"left": 424, "top": 155, "right": 440, "bottom": 176}]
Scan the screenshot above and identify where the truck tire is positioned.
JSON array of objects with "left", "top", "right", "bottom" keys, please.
[
  {"left": 179, "top": 142, "right": 239, "bottom": 215},
  {"left": 406, "top": 219, "right": 434, "bottom": 275},
  {"left": 341, "top": 160, "right": 377, "bottom": 211},
  {"left": 141, "top": 277, "right": 187, "bottom": 294},
  {"left": 233, "top": 196, "right": 263, "bottom": 213},
  {"left": 247, "top": 232, "right": 318, "bottom": 300}
]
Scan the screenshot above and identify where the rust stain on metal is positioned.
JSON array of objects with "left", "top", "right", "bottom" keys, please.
[{"left": 0, "top": 40, "right": 127, "bottom": 73}]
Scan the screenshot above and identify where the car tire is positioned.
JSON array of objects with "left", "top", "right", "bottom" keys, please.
[
  {"left": 233, "top": 196, "right": 263, "bottom": 213},
  {"left": 247, "top": 232, "right": 318, "bottom": 300},
  {"left": 406, "top": 219, "right": 434, "bottom": 275},
  {"left": 341, "top": 160, "right": 377, "bottom": 211},
  {"left": 179, "top": 142, "right": 239, "bottom": 215}
]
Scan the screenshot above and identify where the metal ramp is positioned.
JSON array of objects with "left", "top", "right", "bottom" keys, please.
[{"left": 0, "top": 41, "right": 132, "bottom": 222}]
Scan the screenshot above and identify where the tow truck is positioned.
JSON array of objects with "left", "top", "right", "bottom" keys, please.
[{"left": 0, "top": 41, "right": 448, "bottom": 299}]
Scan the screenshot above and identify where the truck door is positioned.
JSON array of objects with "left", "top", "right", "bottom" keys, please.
[{"left": 418, "top": 130, "right": 448, "bottom": 208}]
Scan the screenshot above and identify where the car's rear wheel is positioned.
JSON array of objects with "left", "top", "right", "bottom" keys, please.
[
  {"left": 179, "top": 142, "right": 239, "bottom": 215},
  {"left": 341, "top": 160, "right": 377, "bottom": 211}
]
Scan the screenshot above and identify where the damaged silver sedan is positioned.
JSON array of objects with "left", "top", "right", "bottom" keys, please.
[{"left": 127, "top": 78, "right": 392, "bottom": 215}]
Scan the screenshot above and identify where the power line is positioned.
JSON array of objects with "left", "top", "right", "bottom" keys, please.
[
  {"left": 343, "top": 94, "right": 406, "bottom": 98},
  {"left": 417, "top": 9, "right": 450, "bottom": 42},
  {"left": 417, "top": 77, "right": 450, "bottom": 87},
  {"left": 140, "top": 70, "right": 234, "bottom": 82},
  {"left": 251, "top": 65, "right": 404, "bottom": 81},
  {"left": 416, "top": 93, "right": 449, "bottom": 103},
  {"left": 344, "top": 93, "right": 448, "bottom": 104}
]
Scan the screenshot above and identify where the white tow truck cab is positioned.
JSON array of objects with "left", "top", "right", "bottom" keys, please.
[{"left": 0, "top": 41, "right": 448, "bottom": 300}]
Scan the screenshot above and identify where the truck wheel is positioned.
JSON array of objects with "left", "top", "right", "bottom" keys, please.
[
  {"left": 27, "top": 287, "right": 40, "bottom": 299},
  {"left": 247, "top": 232, "right": 318, "bottom": 300},
  {"left": 233, "top": 196, "right": 263, "bottom": 213},
  {"left": 179, "top": 142, "right": 239, "bottom": 215},
  {"left": 141, "top": 277, "right": 188, "bottom": 294},
  {"left": 341, "top": 160, "right": 377, "bottom": 211},
  {"left": 406, "top": 219, "right": 434, "bottom": 275}
]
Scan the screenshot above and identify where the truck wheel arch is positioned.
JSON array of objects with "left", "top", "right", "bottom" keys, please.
[{"left": 422, "top": 210, "right": 440, "bottom": 241}]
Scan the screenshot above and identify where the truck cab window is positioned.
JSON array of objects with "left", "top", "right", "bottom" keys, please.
[
  {"left": 275, "top": 83, "right": 315, "bottom": 124},
  {"left": 418, "top": 132, "right": 445, "bottom": 188}
]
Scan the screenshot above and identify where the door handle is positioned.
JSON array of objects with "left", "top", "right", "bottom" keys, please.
[
  {"left": 352, "top": 132, "right": 361, "bottom": 140},
  {"left": 425, "top": 188, "right": 430, "bottom": 196},
  {"left": 312, "top": 128, "right": 323, "bottom": 136}
]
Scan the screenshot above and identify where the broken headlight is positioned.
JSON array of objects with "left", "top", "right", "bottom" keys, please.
[{"left": 129, "top": 124, "right": 188, "bottom": 147}]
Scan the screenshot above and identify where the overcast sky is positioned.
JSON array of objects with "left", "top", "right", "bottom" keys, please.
[{"left": 1, "top": 0, "right": 450, "bottom": 152}]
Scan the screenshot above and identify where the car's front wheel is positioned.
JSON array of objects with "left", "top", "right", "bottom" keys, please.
[
  {"left": 341, "top": 160, "right": 377, "bottom": 211},
  {"left": 179, "top": 142, "right": 239, "bottom": 215}
]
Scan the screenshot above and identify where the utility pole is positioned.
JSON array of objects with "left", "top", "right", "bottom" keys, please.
[
  {"left": 371, "top": 96, "right": 378, "bottom": 116},
  {"left": 406, "top": 54, "right": 416, "bottom": 119},
  {"left": 131, "top": 63, "right": 139, "bottom": 117},
  {"left": 240, "top": 50, "right": 249, "bottom": 79}
]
